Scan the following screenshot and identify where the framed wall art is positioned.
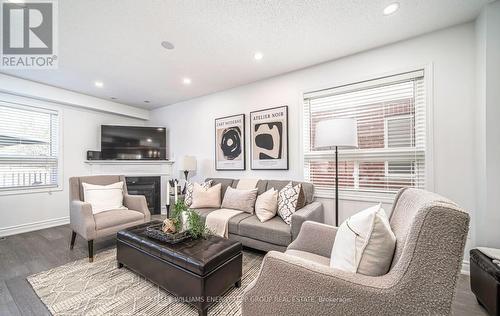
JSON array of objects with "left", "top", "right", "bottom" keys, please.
[
  {"left": 215, "top": 114, "right": 245, "bottom": 170},
  {"left": 250, "top": 106, "right": 289, "bottom": 170}
]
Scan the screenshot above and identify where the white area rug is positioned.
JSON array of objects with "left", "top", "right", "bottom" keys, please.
[{"left": 27, "top": 248, "right": 263, "bottom": 315}]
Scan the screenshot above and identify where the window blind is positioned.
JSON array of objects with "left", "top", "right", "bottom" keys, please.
[
  {"left": 303, "top": 70, "right": 425, "bottom": 199},
  {"left": 0, "top": 102, "right": 60, "bottom": 191}
]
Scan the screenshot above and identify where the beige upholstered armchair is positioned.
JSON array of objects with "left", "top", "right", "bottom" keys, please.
[
  {"left": 242, "top": 188, "right": 470, "bottom": 315},
  {"left": 69, "top": 175, "right": 150, "bottom": 262}
]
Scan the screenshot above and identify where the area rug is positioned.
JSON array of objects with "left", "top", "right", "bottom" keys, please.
[{"left": 27, "top": 248, "right": 264, "bottom": 315}]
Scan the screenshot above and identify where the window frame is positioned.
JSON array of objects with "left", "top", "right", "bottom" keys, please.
[
  {"left": 0, "top": 93, "right": 63, "bottom": 196},
  {"left": 383, "top": 114, "right": 416, "bottom": 179},
  {"left": 300, "top": 65, "right": 434, "bottom": 203}
]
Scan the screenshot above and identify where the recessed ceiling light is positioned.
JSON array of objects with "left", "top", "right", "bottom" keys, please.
[
  {"left": 183, "top": 78, "right": 192, "bottom": 85},
  {"left": 161, "top": 41, "right": 175, "bottom": 50},
  {"left": 94, "top": 81, "right": 103, "bottom": 88},
  {"left": 383, "top": 2, "right": 399, "bottom": 15},
  {"left": 146, "top": 138, "right": 152, "bottom": 143},
  {"left": 254, "top": 52, "right": 263, "bottom": 61}
]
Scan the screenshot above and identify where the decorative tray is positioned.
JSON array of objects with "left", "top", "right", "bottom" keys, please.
[{"left": 145, "top": 223, "right": 190, "bottom": 244}]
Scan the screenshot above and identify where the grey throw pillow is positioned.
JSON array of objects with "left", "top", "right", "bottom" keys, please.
[{"left": 221, "top": 187, "right": 258, "bottom": 213}]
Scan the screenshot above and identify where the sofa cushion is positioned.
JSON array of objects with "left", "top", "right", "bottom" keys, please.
[
  {"left": 94, "top": 209, "right": 144, "bottom": 230},
  {"left": 330, "top": 203, "right": 396, "bottom": 276},
  {"left": 184, "top": 180, "right": 212, "bottom": 207},
  {"left": 192, "top": 208, "right": 253, "bottom": 235},
  {"left": 221, "top": 187, "right": 258, "bottom": 213},
  {"left": 191, "top": 183, "right": 221, "bottom": 208},
  {"left": 205, "top": 178, "right": 234, "bottom": 200},
  {"left": 277, "top": 182, "right": 301, "bottom": 225},
  {"left": 76, "top": 175, "right": 124, "bottom": 201},
  {"left": 255, "top": 188, "right": 278, "bottom": 222},
  {"left": 191, "top": 208, "right": 219, "bottom": 217},
  {"left": 267, "top": 180, "right": 314, "bottom": 205},
  {"left": 285, "top": 249, "right": 330, "bottom": 266},
  {"left": 238, "top": 215, "right": 291, "bottom": 246},
  {"left": 82, "top": 181, "right": 126, "bottom": 214},
  {"left": 233, "top": 179, "right": 268, "bottom": 195}
]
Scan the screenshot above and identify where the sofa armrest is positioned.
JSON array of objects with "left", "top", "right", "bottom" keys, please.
[
  {"left": 124, "top": 194, "right": 151, "bottom": 220},
  {"left": 70, "top": 200, "right": 96, "bottom": 240},
  {"left": 242, "top": 251, "right": 390, "bottom": 316},
  {"left": 291, "top": 201, "right": 324, "bottom": 240},
  {"left": 287, "top": 221, "right": 337, "bottom": 258}
]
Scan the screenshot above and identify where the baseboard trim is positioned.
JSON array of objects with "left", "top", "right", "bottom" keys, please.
[
  {"left": 461, "top": 260, "right": 470, "bottom": 275},
  {"left": 0, "top": 216, "right": 69, "bottom": 237}
]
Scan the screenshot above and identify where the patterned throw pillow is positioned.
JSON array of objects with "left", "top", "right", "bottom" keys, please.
[
  {"left": 184, "top": 180, "right": 212, "bottom": 207},
  {"left": 277, "top": 182, "right": 302, "bottom": 225}
]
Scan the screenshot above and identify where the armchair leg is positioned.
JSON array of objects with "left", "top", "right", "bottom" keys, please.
[
  {"left": 70, "top": 231, "right": 76, "bottom": 250},
  {"left": 88, "top": 240, "right": 94, "bottom": 262}
]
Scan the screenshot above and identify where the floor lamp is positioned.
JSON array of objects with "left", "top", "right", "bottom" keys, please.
[{"left": 314, "top": 118, "right": 358, "bottom": 226}]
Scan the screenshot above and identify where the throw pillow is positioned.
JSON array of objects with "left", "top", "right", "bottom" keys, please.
[
  {"left": 330, "top": 204, "right": 396, "bottom": 276},
  {"left": 277, "top": 182, "right": 301, "bottom": 225},
  {"left": 296, "top": 185, "right": 306, "bottom": 210},
  {"left": 184, "top": 180, "right": 212, "bottom": 207},
  {"left": 190, "top": 183, "right": 222, "bottom": 208},
  {"left": 82, "top": 181, "right": 126, "bottom": 214},
  {"left": 221, "top": 186, "right": 258, "bottom": 213},
  {"left": 255, "top": 188, "right": 278, "bottom": 222}
]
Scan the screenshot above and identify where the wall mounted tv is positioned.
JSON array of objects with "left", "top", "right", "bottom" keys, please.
[{"left": 101, "top": 125, "right": 167, "bottom": 160}]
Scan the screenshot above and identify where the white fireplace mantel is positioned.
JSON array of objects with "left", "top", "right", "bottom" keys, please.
[{"left": 84, "top": 160, "right": 174, "bottom": 176}]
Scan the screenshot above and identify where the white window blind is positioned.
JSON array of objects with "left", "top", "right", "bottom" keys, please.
[
  {"left": 0, "top": 102, "right": 60, "bottom": 191},
  {"left": 303, "top": 70, "right": 426, "bottom": 199}
]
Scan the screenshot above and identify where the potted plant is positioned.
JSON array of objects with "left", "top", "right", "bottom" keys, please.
[{"left": 157, "top": 201, "right": 212, "bottom": 241}]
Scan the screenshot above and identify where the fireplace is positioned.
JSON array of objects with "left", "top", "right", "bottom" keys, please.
[{"left": 126, "top": 176, "right": 161, "bottom": 215}]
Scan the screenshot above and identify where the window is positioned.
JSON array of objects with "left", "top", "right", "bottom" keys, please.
[
  {"left": 303, "top": 70, "right": 426, "bottom": 200},
  {"left": 0, "top": 101, "right": 60, "bottom": 192}
]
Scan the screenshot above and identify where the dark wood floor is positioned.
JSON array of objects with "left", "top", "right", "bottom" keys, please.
[{"left": 0, "top": 221, "right": 489, "bottom": 316}]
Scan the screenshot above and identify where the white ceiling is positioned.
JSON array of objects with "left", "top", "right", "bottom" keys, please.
[{"left": 1, "top": 0, "right": 492, "bottom": 109}]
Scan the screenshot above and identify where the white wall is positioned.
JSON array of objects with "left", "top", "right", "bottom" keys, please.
[
  {"left": 475, "top": 1, "right": 500, "bottom": 248},
  {"left": 151, "top": 23, "right": 477, "bottom": 231},
  {"left": 0, "top": 92, "right": 145, "bottom": 236}
]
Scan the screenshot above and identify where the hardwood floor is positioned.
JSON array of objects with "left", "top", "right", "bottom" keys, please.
[{"left": 0, "top": 221, "right": 489, "bottom": 316}]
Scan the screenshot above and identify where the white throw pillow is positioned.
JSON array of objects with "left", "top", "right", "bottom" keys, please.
[
  {"left": 82, "top": 181, "right": 126, "bottom": 214},
  {"left": 190, "top": 183, "right": 222, "bottom": 208},
  {"left": 184, "top": 180, "right": 212, "bottom": 207},
  {"left": 221, "top": 187, "right": 258, "bottom": 213},
  {"left": 255, "top": 188, "right": 278, "bottom": 223},
  {"left": 277, "top": 182, "right": 301, "bottom": 225},
  {"left": 330, "top": 204, "right": 396, "bottom": 276}
]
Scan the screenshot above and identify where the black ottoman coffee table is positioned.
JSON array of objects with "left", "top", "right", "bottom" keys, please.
[
  {"left": 116, "top": 221, "right": 242, "bottom": 316},
  {"left": 470, "top": 249, "right": 500, "bottom": 316}
]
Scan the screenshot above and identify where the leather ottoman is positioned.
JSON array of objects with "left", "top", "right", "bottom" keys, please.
[
  {"left": 117, "top": 221, "right": 243, "bottom": 316},
  {"left": 470, "top": 249, "right": 500, "bottom": 316}
]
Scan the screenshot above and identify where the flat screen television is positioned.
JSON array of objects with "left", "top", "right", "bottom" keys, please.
[{"left": 101, "top": 125, "right": 167, "bottom": 160}]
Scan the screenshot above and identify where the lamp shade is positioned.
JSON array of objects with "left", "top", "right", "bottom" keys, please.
[
  {"left": 181, "top": 155, "right": 197, "bottom": 171},
  {"left": 314, "top": 118, "right": 358, "bottom": 149}
]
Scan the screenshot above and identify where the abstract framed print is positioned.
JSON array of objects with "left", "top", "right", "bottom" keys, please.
[
  {"left": 250, "top": 106, "right": 289, "bottom": 170},
  {"left": 215, "top": 114, "right": 245, "bottom": 170}
]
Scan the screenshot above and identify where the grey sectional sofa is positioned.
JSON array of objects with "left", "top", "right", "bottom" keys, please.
[{"left": 190, "top": 178, "right": 324, "bottom": 252}]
